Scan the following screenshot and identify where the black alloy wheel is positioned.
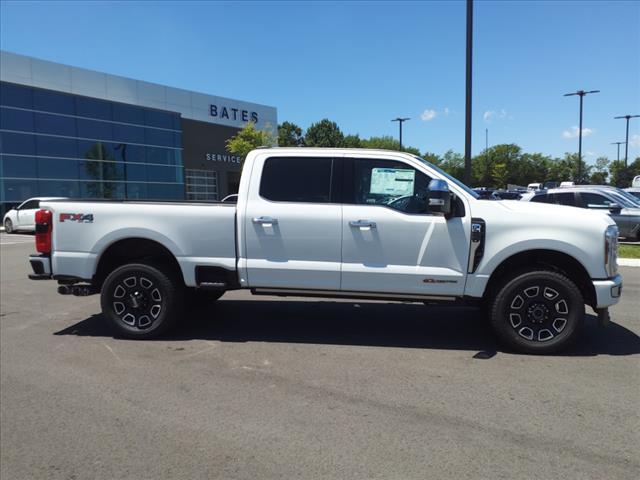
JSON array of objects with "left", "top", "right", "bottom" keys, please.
[
  {"left": 4, "top": 219, "right": 13, "bottom": 234},
  {"left": 490, "top": 270, "right": 584, "bottom": 354},
  {"left": 101, "top": 263, "right": 180, "bottom": 339}
]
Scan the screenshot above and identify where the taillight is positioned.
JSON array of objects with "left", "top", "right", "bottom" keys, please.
[{"left": 35, "top": 209, "right": 53, "bottom": 253}]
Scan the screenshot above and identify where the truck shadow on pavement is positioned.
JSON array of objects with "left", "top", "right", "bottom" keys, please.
[{"left": 55, "top": 300, "right": 640, "bottom": 357}]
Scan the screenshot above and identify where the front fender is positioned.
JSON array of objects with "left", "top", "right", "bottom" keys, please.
[{"left": 478, "top": 238, "right": 598, "bottom": 279}]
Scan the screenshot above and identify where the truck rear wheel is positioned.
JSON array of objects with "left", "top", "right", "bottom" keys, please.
[
  {"left": 100, "top": 263, "right": 181, "bottom": 339},
  {"left": 489, "top": 270, "right": 584, "bottom": 354}
]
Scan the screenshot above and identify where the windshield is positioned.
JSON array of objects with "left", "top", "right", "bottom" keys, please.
[
  {"left": 413, "top": 155, "right": 480, "bottom": 199},
  {"left": 610, "top": 188, "right": 640, "bottom": 207},
  {"left": 607, "top": 190, "right": 640, "bottom": 208}
]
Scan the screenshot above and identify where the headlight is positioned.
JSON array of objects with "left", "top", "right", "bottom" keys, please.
[{"left": 605, "top": 225, "right": 618, "bottom": 277}]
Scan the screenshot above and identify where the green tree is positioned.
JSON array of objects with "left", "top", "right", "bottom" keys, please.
[
  {"left": 519, "top": 153, "right": 553, "bottom": 187},
  {"left": 226, "top": 122, "right": 276, "bottom": 162},
  {"left": 492, "top": 163, "right": 509, "bottom": 189},
  {"left": 359, "top": 135, "right": 421, "bottom": 156},
  {"left": 590, "top": 156, "right": 610, "bottom": 184},
  {"left": 421, "top": 152, "right": 441, "bottom": 167},
  {"left": 472, "top": 144, "right": 524, "bottom": 187},
  {"left": 440, "top": 150, "right": 465, "bottom": 180},
  {"left": 610, "top": 157, "right": 640, "bottom": 187},
  {"left": 277, "top": 121, "right": 305, "bottom": 147},
  {"left": 342, "top": 134, "right": 362, "bottom": 148},
  {"left": 304, "top": 119, "right": 345, "bottom": 147}
]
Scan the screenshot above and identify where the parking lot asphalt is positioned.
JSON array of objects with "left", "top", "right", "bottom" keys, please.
[{"left": 1, "top": 234, "right": 639, "bottom": 480}]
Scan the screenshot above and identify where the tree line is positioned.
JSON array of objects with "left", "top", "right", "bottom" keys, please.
[{"left": 226, "top": 119, "right": 640, "bottom": 188}]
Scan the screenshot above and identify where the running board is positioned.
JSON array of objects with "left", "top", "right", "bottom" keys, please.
[{"left": 251, "top": 288, "right": 457, "bottom": 303}]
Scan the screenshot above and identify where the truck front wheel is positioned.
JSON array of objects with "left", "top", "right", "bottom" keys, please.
[
  {"left": 100, "top": 263, "right": 181, "bottom": 339},
  {"left": 489, "top": 270, "right": 584, "bottom": 354}
]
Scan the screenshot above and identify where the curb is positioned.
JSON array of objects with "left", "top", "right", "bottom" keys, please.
[{"left": 619, "top": 258, "right": 640, "bottom": 267}]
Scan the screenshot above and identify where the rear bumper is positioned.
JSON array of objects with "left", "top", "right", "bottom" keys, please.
[
  {"left": 592, "top": 274, "right": 622, "bottom": 308},
  {"left": 28, "top": 254, "right": 51, "bottom": 280}
]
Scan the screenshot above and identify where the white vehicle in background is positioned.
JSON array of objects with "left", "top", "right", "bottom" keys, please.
[
  {"left": 3, "top": 197, "right": 66, "bottom": 233},
  {"left": 633, "top": 175, "right": 640, "bottom": 188},
  {"left": 560, "top": 181, "right": 575, "bottom": 188},
  {"left": 27, "top": 148, "right": 622, "bottom": 354},
  {"left": 527, "top": 183, "right": 542, "bottom": 191}
]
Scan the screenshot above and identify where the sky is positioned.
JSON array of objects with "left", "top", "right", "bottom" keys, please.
[{"left": 1, "top": 0, "right": 639, "bottom": 163}]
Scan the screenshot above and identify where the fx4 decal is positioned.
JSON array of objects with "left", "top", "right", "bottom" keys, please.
[{"left": 60, "top": 213, "right": 94, "bottom": 223}]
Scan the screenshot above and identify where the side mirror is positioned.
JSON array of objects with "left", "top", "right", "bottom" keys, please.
[
  {"left": 427, "top": 179, "right": 452, "bottom": 216},
  {"left": 609, "top": 203, "right": 622, "bottom": 214}
]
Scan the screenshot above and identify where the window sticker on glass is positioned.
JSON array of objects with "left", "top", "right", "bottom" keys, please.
[{"left": 370, "top": 168, "right": 415, "bottom": 196}]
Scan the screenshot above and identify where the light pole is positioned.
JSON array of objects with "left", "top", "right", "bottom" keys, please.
[
  {"left": 464, "top": 0, "right": 473, "bottom": 184},
  {"left": 391, "top": 117, "right": 410, "bottom": 151},
  {"left": 563, "top": 89, "right": 599, "bottom": 183},
  {"left": 614, "top": 114, "right": 639, "bottom": 167},
  {"left": 610, "top": 141, "right": 626, "bottom": 164}
]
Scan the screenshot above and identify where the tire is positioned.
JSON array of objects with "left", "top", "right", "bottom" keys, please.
[
  {"left": 100, "top": 263, "right": 182, "bottom": 339},
  {"left": 489, "top": 270, "right": 584, "bottom": 354},
  {"left": 4, "top": 219, "right": 13, "bottom": 234}
]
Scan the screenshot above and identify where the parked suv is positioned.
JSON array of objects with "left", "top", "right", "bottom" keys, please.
[{"left": 522, "top": 187, "right": 640, "bottom": 240}]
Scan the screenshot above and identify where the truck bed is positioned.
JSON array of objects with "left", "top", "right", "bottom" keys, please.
[{"left": 40, "top": 200, "right": 237, "bottom": 286}]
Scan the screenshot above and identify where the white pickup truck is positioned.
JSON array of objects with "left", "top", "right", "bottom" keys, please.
[{"left": 28, "top": 148, "right": 622, "bottom": 354}]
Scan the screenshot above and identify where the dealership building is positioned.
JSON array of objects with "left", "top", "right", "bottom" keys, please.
[{"left": 0, "top": 50, "right": 277, "bottom": 216}]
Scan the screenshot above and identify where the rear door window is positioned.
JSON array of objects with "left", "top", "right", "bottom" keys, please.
[
  {"left": 552, "top": 192, "right": 577, "bottom": 206},
  {"left": 260, "top": 157, "right": 334, "bottom": 203}
]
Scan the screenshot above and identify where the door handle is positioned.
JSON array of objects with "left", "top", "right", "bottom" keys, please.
[
  {"left": 349, "top": 220, "right": 377, "bottom": 229},
  {"left": 252, "top": 216, "right": 278, "bottom": 225}
]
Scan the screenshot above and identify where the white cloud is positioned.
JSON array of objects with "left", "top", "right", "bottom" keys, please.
[
  {"left": 421, "top": 109, "right": 437, "bottom": 121},
  {"left": 630, "top": 134, "right": 640, "bottom": 148},
  {"left": 483, "top": 109, "right": 508, "bottom": 123},
  {"left": 443, "top": 107, "right": 450, "bottom": 116},
  {"left": 562, "top": 126, "right": 594, "bottom": 139}
]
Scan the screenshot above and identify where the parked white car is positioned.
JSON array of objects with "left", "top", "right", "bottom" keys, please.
[
  {"left": 27, "top": 148, "right": 622, "bottom": 354},
  {"left": 3, "top": 197, "right": 66, "bottom": 233}
]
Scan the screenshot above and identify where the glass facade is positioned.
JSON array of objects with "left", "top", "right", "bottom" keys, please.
[{"left": 0, "top": 81, "right": 184, "bottom": 215}]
